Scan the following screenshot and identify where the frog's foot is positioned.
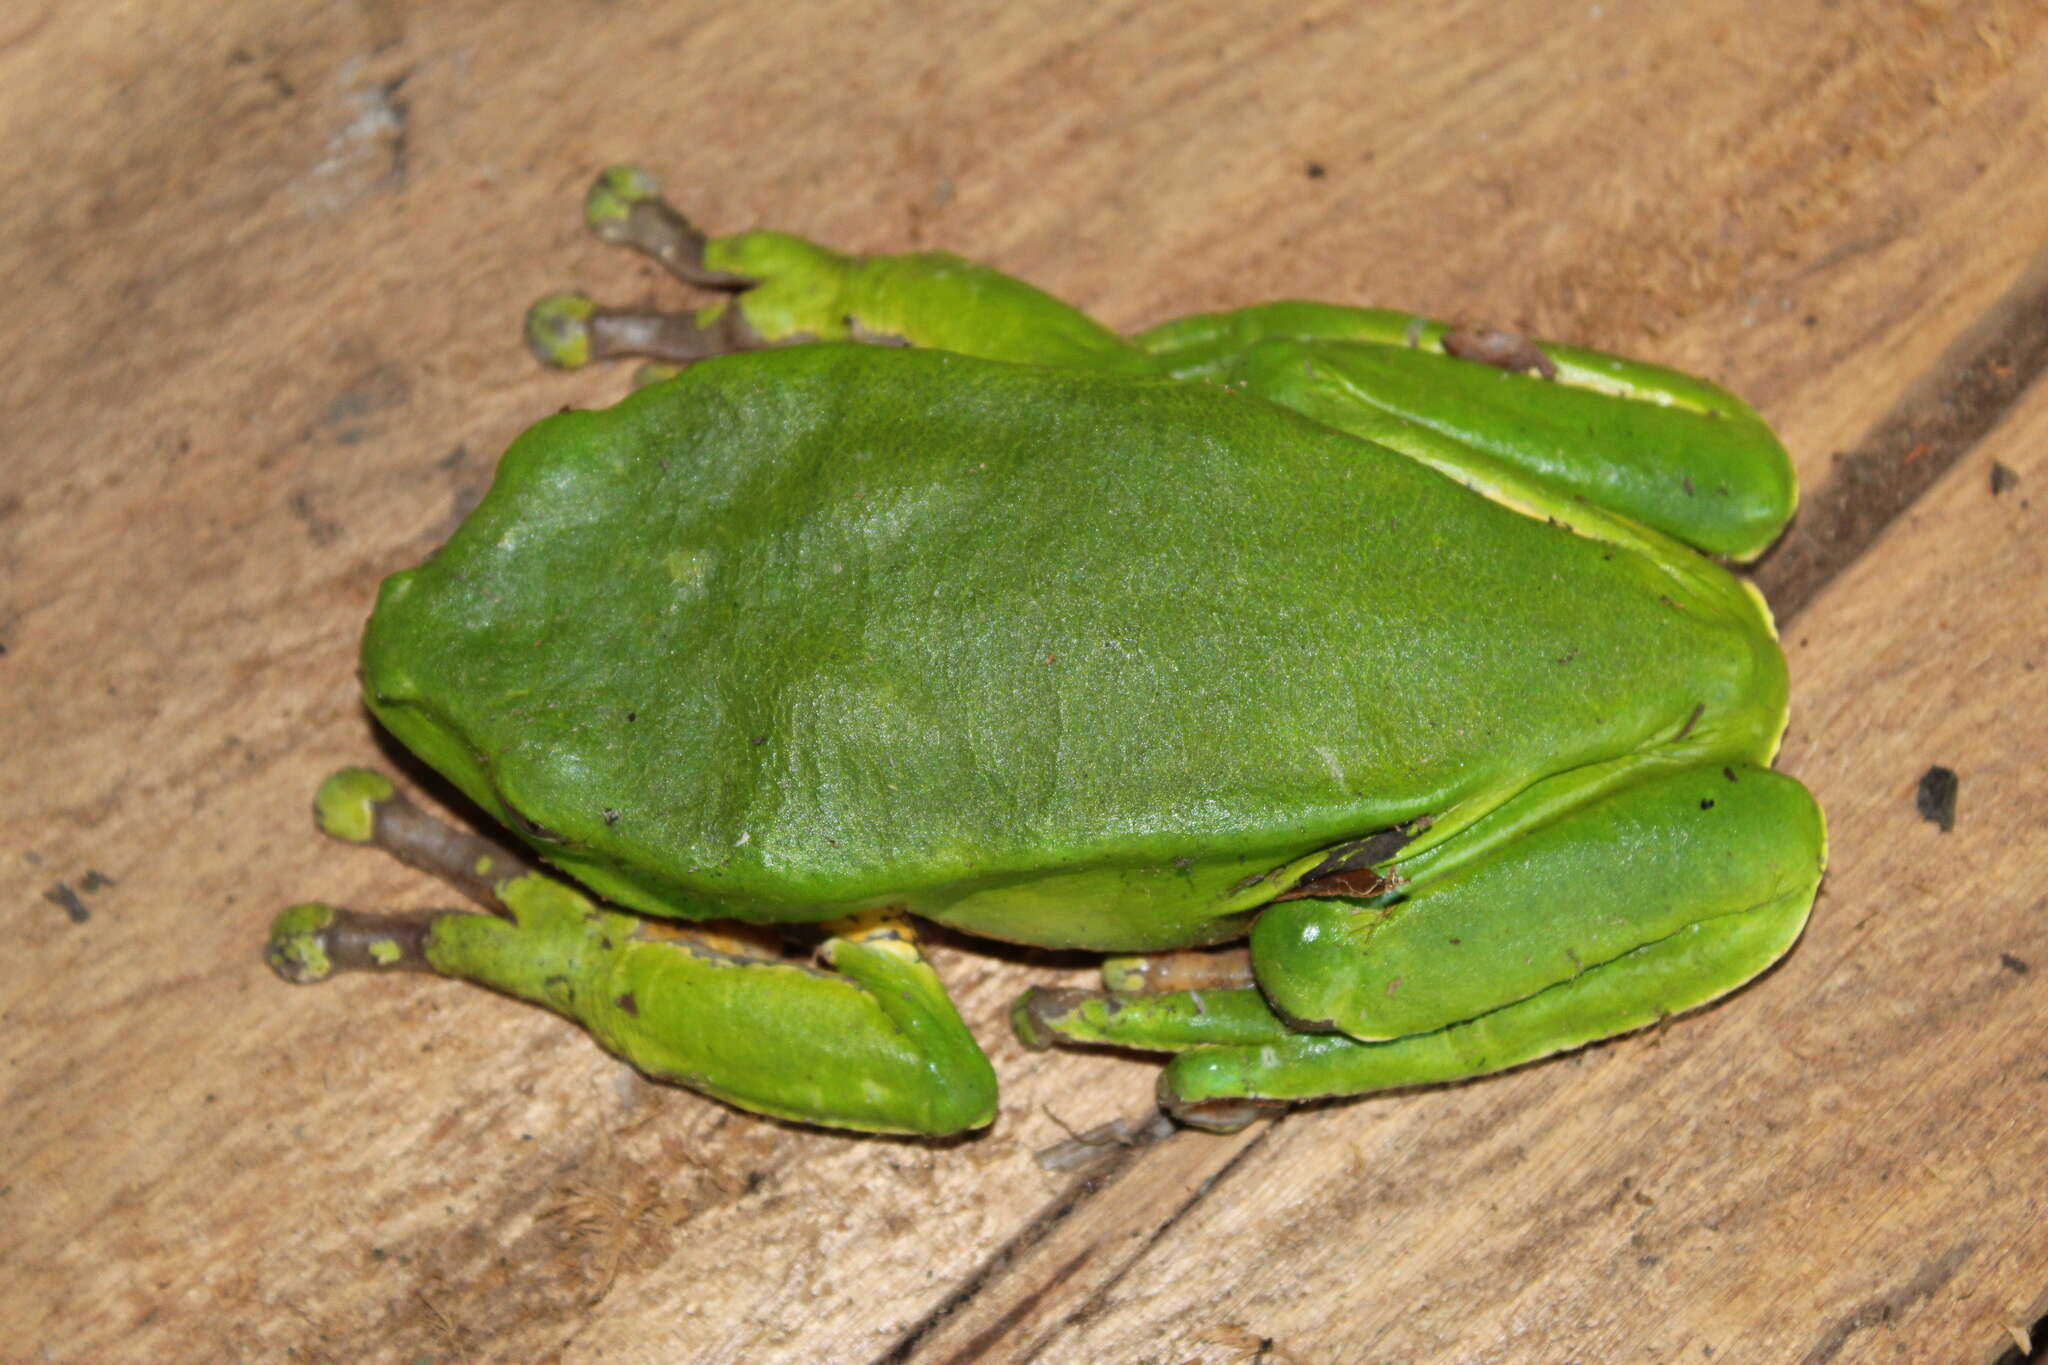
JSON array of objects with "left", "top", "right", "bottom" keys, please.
[
  {"left": 1013, "top": 984, "right": 1294, "bottom": 1133},
  {"left": 526, "top": 166, "right": 773, "bottom": 374},
  {"left": 1017, "top": 762, "right": 1826, "bottom": 1128},
  {"left": 532, "top": 164, "right": 1159, "bottom": 380},
  {"left": 269, "top": 769, "right": 996, "bottom": 1136}
]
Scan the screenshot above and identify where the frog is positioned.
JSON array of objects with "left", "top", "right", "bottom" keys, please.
[{"left": 266, "top": 166, "right": 1826, "bottom": 1137}]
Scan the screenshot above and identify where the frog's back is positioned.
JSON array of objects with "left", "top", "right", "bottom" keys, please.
[{"left": 364, "top": 346, "right": 1780, "bottom": 943}]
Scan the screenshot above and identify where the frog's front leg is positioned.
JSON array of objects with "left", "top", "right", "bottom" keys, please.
[
  {"left": 1018, "top": 762, "right": 1825, "bottom": 1131},
  {"left": 267, "top": 770, "right": 996, "bottom": 1136},
  {"left": 526, "top": 165, "right": 1153, "bottom": 379}
]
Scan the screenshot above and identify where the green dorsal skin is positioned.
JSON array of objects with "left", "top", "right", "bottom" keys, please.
[{"left": 362, "top": 343, "right": 1783, "bottom": 952}]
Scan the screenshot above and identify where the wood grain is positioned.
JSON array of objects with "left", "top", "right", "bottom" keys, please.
[{"left": 4, "top": 2, "right": 2044, "bottom": 1361}]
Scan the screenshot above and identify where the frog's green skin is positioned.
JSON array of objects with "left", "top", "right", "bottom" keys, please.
[{"left": 271, "top": 168, "right": 1825, "bottom": 1136}]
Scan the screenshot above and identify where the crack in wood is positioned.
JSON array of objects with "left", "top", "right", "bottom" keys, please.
[
  {"left": 874, "top": 1142, "right": 1157, "bottom": 1364},
  {"left": 934, "top": 1245, "right": 1096, "bottom": 1365},
  {"left": 1986, "top": 1290, "right": 2048, "bottom": 1365},
  {"left": 1753, "top": 238, "right": 2048, "bottom": 621},
  {"left": 1796, "top": 1240, "right": 1977, "bottom": 1365},
  {"left": 1010, "top": 1129, "right": 1277, "bottom": 1365}
]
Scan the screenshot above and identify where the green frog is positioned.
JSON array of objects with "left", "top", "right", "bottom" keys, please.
[{"left": 267, "top": 167, "right": 1825, "bottom": 1136}]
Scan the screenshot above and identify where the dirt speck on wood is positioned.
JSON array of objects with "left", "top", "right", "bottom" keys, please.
[{"left": 1915, "top": 765, "right": 1959, "bottom": 833}]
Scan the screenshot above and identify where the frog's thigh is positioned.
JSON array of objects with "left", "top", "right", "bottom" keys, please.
[
  {"left": 428, "top": 895, "right": 996, "bottom": 1136},
  {"left": 1136, "top": 302, "right": 1796, "bottom": 560},
  {"left": 1160, "top": 880, "right": 1811, "bottom": 1123},
  {"left": 1015, "top": 764, "right": 1821, "bottom": 1127},
  {"left": 1252, "top": 763, "right": 1826, "bottom": 1042}
]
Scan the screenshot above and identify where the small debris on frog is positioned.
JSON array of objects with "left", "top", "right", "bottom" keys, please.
[{"left": 1442, "top": 324, "right": 1558, "bottom": 379}]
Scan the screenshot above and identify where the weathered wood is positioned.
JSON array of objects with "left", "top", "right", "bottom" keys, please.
[{"left": 4, "top": 2, "right": 2044, "bottom": 1361}]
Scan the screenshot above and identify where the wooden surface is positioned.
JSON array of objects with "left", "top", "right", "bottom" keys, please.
[{"left": 6, "top": 3, "right": 2045, "bottom": 1361}]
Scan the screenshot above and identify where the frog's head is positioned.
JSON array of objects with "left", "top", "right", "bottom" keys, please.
[
  {"left": 359, "top": 683, "right": 563, "bottom": 849},
  {"left": 356, "top": 568, "right": 573, "bottom": 851}
]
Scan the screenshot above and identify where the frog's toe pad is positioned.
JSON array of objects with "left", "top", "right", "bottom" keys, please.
[
  {"left": 266, "top": 902, "right": 341, "bottom": 983},
  {"left": 313, "top": 767, "right": 395, "bottom": 843},
  {"left": 584, "top": 164, "right": 661, "bottom": 238},
  {"left": 525, "top": 292, "right": 597, "bottom": 368}
]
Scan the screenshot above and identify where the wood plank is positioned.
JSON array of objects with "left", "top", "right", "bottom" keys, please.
[{"left": 3, "top": 1, "right": 2044, "bottom": 1360}]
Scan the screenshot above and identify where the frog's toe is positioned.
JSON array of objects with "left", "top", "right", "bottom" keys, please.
[
  {"left": 524, "top": 291, "right": 767, "bottom": 371},
  {"left": 574, "top": 163, "right": 754, "bottom": 289},
  {"left": 1157, "top": 1079, "right": 1287, "bottom": 1134},
  {"left": 264, "top": 902, "right": 437, "bottom": 984},
  {"left": 312, "top": 767, "right": 396, "bottom": 843},
  {"left": 583, "top": 163, "right": 663, "bottom": 238},
  {"left": 1010, "top": 986, "right": 1085, "bottom": 1051},
  {"left": 305, "top": 768, "right": 536, "bottom": 912},
  {"left": 265, "top": 902, "right": 341, "bottom": 983},
  {"left": 525, "top": 291, "right": 597, "bottom": 369}
]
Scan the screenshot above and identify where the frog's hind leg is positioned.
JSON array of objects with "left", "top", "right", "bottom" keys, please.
[
  {"left": 1016, "top": 762, "right": 1824, "bottom": 1131},
  {"left": 267, "top": 769, "right": 996, "bottom": 1136},
  {"left": 1135, "top": 302, "right": 1798, "bottom": 561}
]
